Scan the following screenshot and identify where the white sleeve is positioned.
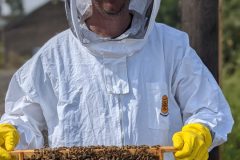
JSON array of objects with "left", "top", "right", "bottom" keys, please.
[
  {"left": 0, "top": 56, "right": 49, "bottom": 149},
  {"left": 172, "top": 46, "right": 234, "bottom": 150}
]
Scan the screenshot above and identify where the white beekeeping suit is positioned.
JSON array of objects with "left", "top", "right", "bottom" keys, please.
[{"left": 0, "top": 0, "right": 233, "bottom": 159}]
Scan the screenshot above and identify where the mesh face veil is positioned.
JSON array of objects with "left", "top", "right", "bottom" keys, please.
[
  {"left": 65, "top": 0, "right": 155, "bottom": 44},
  {"left": 75, "top": 0, "right": 152, "bottom": 21}
]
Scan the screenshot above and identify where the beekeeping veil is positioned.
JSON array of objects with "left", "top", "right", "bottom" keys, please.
[{"left": 65, "top": 0, "right": 161, "bottom": 57}]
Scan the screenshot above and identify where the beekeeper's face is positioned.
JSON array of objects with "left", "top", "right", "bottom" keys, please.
[{"left": 92, "top": 0, "right": 130, "bottom": 15}]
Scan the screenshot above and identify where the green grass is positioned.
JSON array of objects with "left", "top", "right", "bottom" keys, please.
[{"left": 221, "top": 65, "right": 240, "bottom": 160}]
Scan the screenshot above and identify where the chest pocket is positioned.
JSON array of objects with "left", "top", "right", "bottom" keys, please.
[{"left": 146, "top": 83, "right": 170, "bottom": 130}]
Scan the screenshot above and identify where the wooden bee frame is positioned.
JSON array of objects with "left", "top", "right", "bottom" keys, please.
[{"left": 10, "top": 146, "right": 176, "bottom": 160}]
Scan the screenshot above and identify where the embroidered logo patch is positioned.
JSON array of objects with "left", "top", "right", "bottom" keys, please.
[{"left": 161, "top": 95, "right": 169, "bottom": 116}]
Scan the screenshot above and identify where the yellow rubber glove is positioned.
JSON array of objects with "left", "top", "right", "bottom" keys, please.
[
  {"left": 0, "top": 123, "right": 20, "bottom": 160},
  {"left": 172, "top": 123, "right": 212, "bottom": 160}
]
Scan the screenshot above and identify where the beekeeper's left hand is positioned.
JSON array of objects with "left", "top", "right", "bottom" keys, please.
[{"left": 172, "top": 123, "right": 212, "bottom": 160}]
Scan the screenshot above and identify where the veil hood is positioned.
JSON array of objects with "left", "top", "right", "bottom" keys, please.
[{"left": 65, "top": 0, "right": 161, "bottom": 57}]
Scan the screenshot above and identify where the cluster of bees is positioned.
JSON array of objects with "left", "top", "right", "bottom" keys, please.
[{"left": 23, "top": 145, "right": 160, "bottom": 160}]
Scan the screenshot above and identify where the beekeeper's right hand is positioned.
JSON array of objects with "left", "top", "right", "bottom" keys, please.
[{"left": 0, "top": 123, "right": 20, "bottom": 160}]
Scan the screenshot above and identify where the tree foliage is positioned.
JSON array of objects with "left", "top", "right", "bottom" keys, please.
[
  {"left": 223, "top": 0, "right": 240, "bottom": 75},
  {"left": 221, "top": 0, "right": 240, "bottom": 159},
  {"left": 156, "top": 0, "right": 180, "bottom": 28},
  {"left": 222, "top": 67, "right": 240, "bottom": 160},
  {"left": 5, "top": 0, "right": 23, "bottom": 16}
]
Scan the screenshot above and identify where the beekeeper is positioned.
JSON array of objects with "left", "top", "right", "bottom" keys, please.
[{"left": 0, "top": 0, "right": 233, "bottom": 160}]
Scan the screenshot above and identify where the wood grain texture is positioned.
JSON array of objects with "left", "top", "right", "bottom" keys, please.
[{"left": 180, "top": 0, "right": 220, "bottom": 81}]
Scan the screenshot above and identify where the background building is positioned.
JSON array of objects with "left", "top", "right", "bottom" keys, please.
[{"left": 0, "top": 0, "right": 68, "bottom": 67}]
